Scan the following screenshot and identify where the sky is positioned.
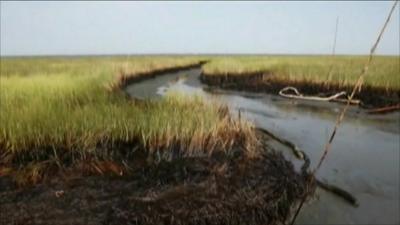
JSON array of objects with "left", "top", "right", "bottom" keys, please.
[{"left": 0, "top": 1, "right": 399, "bottom": 56}]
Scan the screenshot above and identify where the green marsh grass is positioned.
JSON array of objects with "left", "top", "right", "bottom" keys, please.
[
  {"left": 202, "top": 55, "right": 400, "bottom": 91},
  {"left": 0, "top": 56, "right": 256, "bottom": 184}
]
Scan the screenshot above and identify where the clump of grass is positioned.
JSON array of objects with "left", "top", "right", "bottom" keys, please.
[
  {"left": 202, "top": 55, "right": 400, "bottom": 91},
  {"left": 0, "top": 56, "right": 257, "bottom": 185}
]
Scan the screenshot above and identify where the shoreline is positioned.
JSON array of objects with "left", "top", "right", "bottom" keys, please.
[
  {"left": 116, "top": 61, "right": 208, "bottom": 89},
  {"left": 0, "top": 131, "right": 314, "bottom": 225},
  {"left": 1, "top": 63, "right": 314, "bottom": 225},
  {"left": 199, "top": 71, "right": 400, "bottom": 109}
]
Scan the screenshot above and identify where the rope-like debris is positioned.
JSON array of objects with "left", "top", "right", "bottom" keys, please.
[
  {"left": 257, "top": 128, "right": 358, "bottom": 207},
  {"left": 279, "top": 86, "right": 360, "bottom": 105},
  {"left": 257, "top": 128, "right": 305, "bottom": 160},
  {"left": 316, "top": 180, "right": 358, "bottom": 207}
]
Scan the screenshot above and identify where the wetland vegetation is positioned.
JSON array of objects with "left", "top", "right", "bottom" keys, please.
[
  {"left": 201, "top": 55, "right": 400, "bottom": 107},
  {"left": 0, "top": 56, "right": 259, "bottom": 184},
  {"left": 0, "top": 55, "right": 398, "bottom": 224}
]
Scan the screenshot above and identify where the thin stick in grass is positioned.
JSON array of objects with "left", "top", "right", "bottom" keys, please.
[{"left": 291, "top": 1, "right": 399, "bottom": 224}]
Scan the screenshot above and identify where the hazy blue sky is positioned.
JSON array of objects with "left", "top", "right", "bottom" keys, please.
[{"left": 1, "top": 1, "right": 399, "bottom": 56}]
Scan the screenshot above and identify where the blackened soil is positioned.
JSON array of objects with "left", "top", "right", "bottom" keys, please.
[{"left": 0, "top": 148, "right": 311, "bottom": 225}]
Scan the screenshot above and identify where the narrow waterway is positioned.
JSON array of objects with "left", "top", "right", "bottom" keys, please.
[{"left": 125, "top": 68, "right": 400, "bottom": 225}]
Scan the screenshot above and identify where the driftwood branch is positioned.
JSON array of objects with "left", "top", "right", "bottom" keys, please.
[
  {"left": 279, "top": 86, "right": 360, "bottom": 105},
  {"left": 367, "top": 104, "right": 400, "bottom": 114}
]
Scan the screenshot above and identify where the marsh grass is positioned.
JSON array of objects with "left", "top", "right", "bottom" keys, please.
[
  {"left": 0, "top": 56, "right": 256, "bottom": 185},
  {"left": 202, "top": 55, "right": 400, "bottom": 91}
]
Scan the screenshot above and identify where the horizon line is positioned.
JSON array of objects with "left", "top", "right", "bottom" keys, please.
[{"left": 1, "top": 53, "right": 399, "bottom": 58}]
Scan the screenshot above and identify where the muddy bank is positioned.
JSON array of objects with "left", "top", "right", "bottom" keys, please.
[
  {"left": 0, "top": 64, "right": 314, "bottom": 225},
  {"left": 116, "top": 61, "right": 208, "bottom": 89},
  {"left": 200, "top": 72, "right": 400, "bottom": 108},
  {"left": 0, "top": 132, "right": 313, "bottom": 225},
  {"left": 126, "top": 67, "right": 399, "bottom": 224}
]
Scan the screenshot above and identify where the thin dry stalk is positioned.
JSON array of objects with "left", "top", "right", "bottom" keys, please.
[
  {"left": 291, "top": 1, "right": 399, "bottom": 224},
  {"left": 325, "top": 16, "right": 339, "bottom": 87}
]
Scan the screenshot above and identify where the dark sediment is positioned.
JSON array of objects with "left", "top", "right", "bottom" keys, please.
[
  {"left": 0, "top": 65, "right": 315, "bottom": 225},
  {"left": 0, "top": 133, "right": 314, "bottom": 225},
  {"left": 117, "top": 61, "right": 208, "bottom": 88},
  {"left": 200, "top": 72, "right": 400, "bottom": 108}
]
